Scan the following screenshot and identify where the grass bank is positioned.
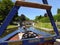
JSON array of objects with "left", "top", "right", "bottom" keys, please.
[
  {"left": 34, "top": 22, "right": 55, "bottom": 34},
  {"left": 0, "top": 25, "right": 18, "bottom": 38}
]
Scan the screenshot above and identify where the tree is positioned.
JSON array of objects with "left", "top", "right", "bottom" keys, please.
[
  {"left": 44, "top": 13, "right": 48, "bottom": 17},
  {"left": 18, "top": 14, "right": 30, "bottom": 21},
  {"left": 54, "top": 14, "right": 60, "bottom": 22},
  {"left": 0, "top": 0, "right": 14, "bottom": 16},
  {"left": 57, "top": 9, "right": 60, "bottom": 14},
  {"left": 40, "top": 17, "right": 50, "bottom": 23},
  {"left": 18, "top": 14, "right": 30, "bottom": 27},
  {"left": 25, "top": 17, "right": 30, "bottom": 20},
  {"left": 0, "top": 0, "right": 18, "bottom": 23},
  {"left": 20, "top": 14, "right": 26, "bottom": 21},
  {"left": 54, "top": 8, "right": 60, "bottom": 22},
  {"left": 35, "top": 15, "right": 43, "bottom": 21}
]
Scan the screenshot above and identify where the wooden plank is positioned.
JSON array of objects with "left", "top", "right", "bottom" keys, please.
[{"left": 15, "top": 1, "right": 52, "bottom": 10}]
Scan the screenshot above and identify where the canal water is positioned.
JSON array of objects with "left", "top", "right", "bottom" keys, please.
[
  {"left": 28, "top": 27, "right": 51, "bottom": 36},
  {"left": 18, "top": 27, "right": 51, "bottom": 36},
  {"left": 0, "top": 27, "right": 52, "bottom": 41}
]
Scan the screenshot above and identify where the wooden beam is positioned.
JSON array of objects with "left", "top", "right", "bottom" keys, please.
[{"left": 15, "top": 1, "right": 52, "bottom": 10}]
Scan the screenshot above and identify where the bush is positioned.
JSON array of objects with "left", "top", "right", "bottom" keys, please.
[
  {"left": 40, "top": 17, "right": 50, "bottom": 23},
  {"left": 54, "top": 14, "right": 60, "bottom": 21}
]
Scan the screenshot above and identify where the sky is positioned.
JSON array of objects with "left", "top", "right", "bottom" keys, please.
[{"left": 12, "top": 0, "right": 60, "bottom": 20}]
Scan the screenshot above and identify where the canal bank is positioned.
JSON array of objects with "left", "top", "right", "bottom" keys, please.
[
  {"left": 0, "top": 25, "right": 18, "bottom": 38},
  {"left": 34, "top": 26, "right": 55, "bottom": 34}
]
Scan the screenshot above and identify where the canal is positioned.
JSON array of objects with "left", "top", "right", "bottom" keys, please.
[{"left": 0, "top": 27, "right": 52, "bottom": 41}]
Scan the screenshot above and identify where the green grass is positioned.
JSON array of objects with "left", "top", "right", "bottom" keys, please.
[
  {"left": 34, "top": 22, "right": 55, "bottom": 34},
  {"left": 35, "top": 22, "right": 53, "bottom": 29},
  {"left": 7, "top": 25, "right": 17, "bottom": 29},
  {"left": 0, "top": 25, "right": 18, "bottom": 38},
  {"left": 34, "top": 22, "right": 60, "bottom": 35}
]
